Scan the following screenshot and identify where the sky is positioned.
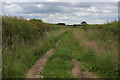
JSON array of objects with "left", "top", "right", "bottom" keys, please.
[{"left": 1, "top": 0, "right": 119, "bottom": 24}]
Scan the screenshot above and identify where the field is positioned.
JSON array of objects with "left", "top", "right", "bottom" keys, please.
[{"left": 2, "top": 16, "right": 119, "bottom": 78}]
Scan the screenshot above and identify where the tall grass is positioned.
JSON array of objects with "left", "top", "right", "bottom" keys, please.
[
  {"left": 2, "top": 15, "right": 67, "bottom": 78},
  {"left": 2, "top": 16, "right": 61, "bottom": 48},
  {"left": 88, "top": 20, "right": 118, "bottom": 35},
  {"left": 2, "top": 16, "right": 39, "bottom": 50},
  {"left": 73, "top": 20, "right": 118, "bottom": 78}
]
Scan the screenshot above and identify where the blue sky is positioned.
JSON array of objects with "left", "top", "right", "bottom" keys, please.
[{"left": 2, "top": 1, "right": 118, "bottom": 24}]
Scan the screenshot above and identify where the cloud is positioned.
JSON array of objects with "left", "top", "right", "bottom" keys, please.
[
  {"left": 2, "top": 2, "right": 118, "bottom": 24},
  {"left": 73, "top": 12, "right": 89, "bottom": 17},
  {"left": 2, "top": 3, "right": 24, "bottom": 14},
  {"left": 37, "top": 4, "right": 43, "bottom": 7},
  {"left": 102, "top": 10, "right": 111, "bottom": 13}
]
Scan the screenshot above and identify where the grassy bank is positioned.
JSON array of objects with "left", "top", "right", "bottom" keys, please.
[
  {"left": 3, "top": 28, "right": 69, "bottom": 78},
  {"left": 72, "top": 27, "right": 118, "bottom": 78},
  {"left": 42, "top": 30, "right": 74, "bottom": 78},
  {"left": 2, "top": 16, "right": 68, "bottom": 78},
  {"left": 2, "top": 16, "right": 61, "bottom": 49}
]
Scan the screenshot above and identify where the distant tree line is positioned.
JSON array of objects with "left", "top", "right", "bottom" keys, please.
[{"left": 56, "top": 21, "right": 87, "bottom": 27}]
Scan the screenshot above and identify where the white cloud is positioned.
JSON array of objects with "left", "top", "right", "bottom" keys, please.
[
  {"left": 37, "top": 4, "right": 43, "bottom": 7},
  {"left": 3, "top": 3, "right": 23, "bottom": 14},
  {"left": 6, "top": 2, "right": 11, "bottom": 5},
  {"left": 87, "top": 6, "right": 97, "bottom": 12},
  {"left": 21, "top": 13, "right": 42, "bottom": 16},
  {"left": 85, "top": 19, "right": 106, "bottom": 24},
  {"left": 59, "top": 16, "right": 71, "bottom": 19},
  {"left": 74, "top": 12, "right": 89, "bottom": 16},
  {"left": 55, "top": 13, "right": 60, "bottom": 15},
  {"left": 57, "top": 20, "right": 66, "bottom": 23},
  {"left": 49, "top": 14, "right": 53, "bottom": 17},
  {"left": 102, "top": 10, "right": 111, "bottom": 13}
]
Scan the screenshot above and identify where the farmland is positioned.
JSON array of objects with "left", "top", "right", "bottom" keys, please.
[{"left": 2, "top": 16, "right": 118, "bottom": 78}]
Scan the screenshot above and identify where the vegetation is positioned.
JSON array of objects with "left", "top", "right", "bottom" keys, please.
[
  {"left": 42, "top": 30, "right": 74, "bottom": 78},
  {"left": 2, "top": 16, "right": 68, "bottom": 78},
  {"left": 2, "top": 15, "right": 118, "bottom": 78},
  {"left": 88, "top": 20, "right": 118, "bottom": 33},
  {"left": 72, "top": 20, "right": 118, "bottom": 78}
]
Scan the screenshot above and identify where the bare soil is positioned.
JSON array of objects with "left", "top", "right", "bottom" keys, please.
[
  {"left": 71, "top": 58, "right": 98, "bottom": 78},
  {"left": 25, "top": 40, "right": 61, "bottom": 78}
]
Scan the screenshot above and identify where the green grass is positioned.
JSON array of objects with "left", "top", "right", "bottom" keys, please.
[
  {"left": 73, "top": 46, "right": 118, "bottom": 78},
  {"left": 2, "top": 16, "right": 62, "bottom": 49},
  {"left": 80, "top": 67, "right": 86, "bottom": 72},
  {"left": 72, "top": 28, "right": 118, "bottom": 78},
  {"left": 2, "top": 15, "right": 118, "bottom": 78},
  {"left": 3, "top": 28, "right": 68, "bottom": 78},
  {"left": 2, "top": 15, "right": 68, "bottom": 78},
  {"left": 42, "top": 30, "right": 74, "bottom": 78}
]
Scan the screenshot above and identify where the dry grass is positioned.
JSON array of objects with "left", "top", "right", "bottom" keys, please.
[
  {"left": 73, "top": 29, "right": 118, "bottom": 54},
  {"left": 73, "top": 28, "right": 118, "bottom": 78}
]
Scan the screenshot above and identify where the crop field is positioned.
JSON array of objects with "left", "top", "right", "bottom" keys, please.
[{"left": 2, "top": 16, "right": 119, "bottom": 79}]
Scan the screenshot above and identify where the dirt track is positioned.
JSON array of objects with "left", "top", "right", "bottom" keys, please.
[
  {"left": 71, "top": 58, "right": 98, "bottom": 78},
  {"left": 25, "top": 40, "right": 61, "bottom": 78},
  {"left": 25, "top": 39, "right": 98, "bottom": 78}
]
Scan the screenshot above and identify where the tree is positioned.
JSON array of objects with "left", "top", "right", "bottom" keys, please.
[
  {"left": 81, "top": 21, "right": 87, "bottom": 31},
  {"left": 57, "top": 23, "right": 65, "bottom": 26}
]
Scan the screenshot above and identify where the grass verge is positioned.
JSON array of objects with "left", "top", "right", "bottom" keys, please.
[
  {"left": 72, "top": 29, "right": 118, "bottom": 78},
  {"left": 2, "top": 28, "right": 68, "bottom": 78}
]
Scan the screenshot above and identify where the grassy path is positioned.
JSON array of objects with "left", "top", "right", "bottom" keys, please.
[
  {"left": 42, "top": 29, "right": 98, "bottom": 78},
  {"left": 15, "top": 28, "right": 116, "bottom": 78},
  {"left": 25, "top": 28, "right": 116, "bottom": 78},
  {"left": 42, "top": 30, "right": 74, "bottom": 78}
]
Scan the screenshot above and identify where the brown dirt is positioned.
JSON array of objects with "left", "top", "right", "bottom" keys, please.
[
  {"left": 25, "top": 40, "right": 61, "bottom": 78},
  {"left": 71, "top": 58, "right": 98, "bottom": 78}
]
